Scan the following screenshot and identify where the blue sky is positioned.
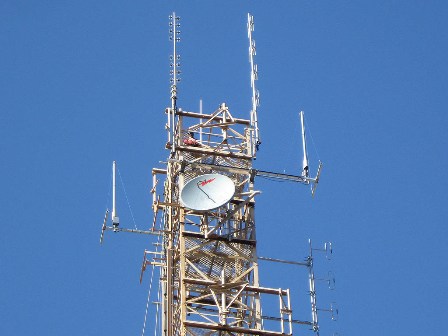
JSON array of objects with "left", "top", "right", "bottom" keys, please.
[{"left": 1, "top": 1, "right": 448, "bottom": 335}]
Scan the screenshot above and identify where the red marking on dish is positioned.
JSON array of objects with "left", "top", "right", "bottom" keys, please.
[{"left": 199, "top": 178, "right": 215, "bottom": 187}]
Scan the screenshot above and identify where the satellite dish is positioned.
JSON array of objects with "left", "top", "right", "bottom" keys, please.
[{"left": 180, "top": 174, "right": 235, "bottom": 211}]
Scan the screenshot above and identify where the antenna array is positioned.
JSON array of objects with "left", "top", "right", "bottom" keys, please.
[
  {"left": 168, "top": 13, "right": 181, "bottom": 149},
  {"left": 100, "top": 12, "right": 338, "bottom": 336},
  {"left": 248, "top": 14, "right": 261, "bottom": 153},
  {"left": 169, "top": 13, "right": 181, "bottom": 105}
]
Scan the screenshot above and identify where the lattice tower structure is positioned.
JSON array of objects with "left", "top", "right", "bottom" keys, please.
[
  {"left": 98, "top": 12, "right": 327, "bottom": 336},
  {"left": 151, "top": 103, "right": 293, "bottom": 336}
]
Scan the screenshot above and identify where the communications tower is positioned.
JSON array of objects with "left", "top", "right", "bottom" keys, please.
[{"left": 101, "top": 13, "right": 334, "bottom": 336}]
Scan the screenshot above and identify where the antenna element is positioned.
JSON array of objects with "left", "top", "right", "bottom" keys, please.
[
  {"left": 248, "top": 13, "right": 261, "bottom": 153},
  {"left": 169, "top": 12, "right": 181, "bottom": 108},
  {"left": 112, "top": 160, "right": 119, "bottom": 230},
  {"left": 300, "top": 111, "right": 310, "bottom": 177},
  {"left": 167, "top": 13, "right": 181, "bottom": 150}
]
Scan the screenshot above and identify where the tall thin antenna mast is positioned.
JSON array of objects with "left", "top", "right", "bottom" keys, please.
[
  {"left": 169, "top": 12, "right": 181, "bottom": 109},
  {"left": 248, "top": 14, "right": 261, "bottom": 153},
  {"left": 168, "top": 13, "right": 181, "bottom": 148}
]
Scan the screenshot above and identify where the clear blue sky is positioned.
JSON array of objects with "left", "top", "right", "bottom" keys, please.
[{"left": 1, "top": 1, "right": 448, "bottom": 335}]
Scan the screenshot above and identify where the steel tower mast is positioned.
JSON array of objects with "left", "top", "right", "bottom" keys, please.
[
  {"left": 101, "top": 12, "right": 332, "bottom": 336},
  {"left": 146, "top": 13, "right": 322, "bottom": 336}
]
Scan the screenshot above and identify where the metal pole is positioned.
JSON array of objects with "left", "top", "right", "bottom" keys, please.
[
  {"left": 279, "top": 290, "right": 284, "bottom": 334},
  {"left": 221, "top": 269, "right": 227, "bottom": 325},
  {"left": 286, "top": 288, "right": 292, "bottom": 334},
  {"left": 199, "top": 99, "right": 203, "bottom": 143}
]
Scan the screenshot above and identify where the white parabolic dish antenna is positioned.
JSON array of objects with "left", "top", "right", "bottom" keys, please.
[{"left": 180, "top": 173, "right": 235, "bottom": 211}]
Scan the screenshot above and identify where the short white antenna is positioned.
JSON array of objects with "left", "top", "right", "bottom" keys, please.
[
  {"left": 300, "top": 111, "right": 309, "bottom": 177},
  {"left": 100, "top": 161, "right": 160, "bottom": 242},
  {"left": 248, "top": 13, "right": 261, "bottom": 152},
  {"left": 112, "top": 160, "right": 119, "bottom": 230}
]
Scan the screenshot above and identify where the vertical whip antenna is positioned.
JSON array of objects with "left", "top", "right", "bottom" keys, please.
[
  {"left": 300, "top": 111, "right": 309, "bottom": 177},
  {"left": 247, "top": 13, "right": 261, "bottom": 153},
  {"left": 112, "top": 160, "right": 119, "bottom": 231}
]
